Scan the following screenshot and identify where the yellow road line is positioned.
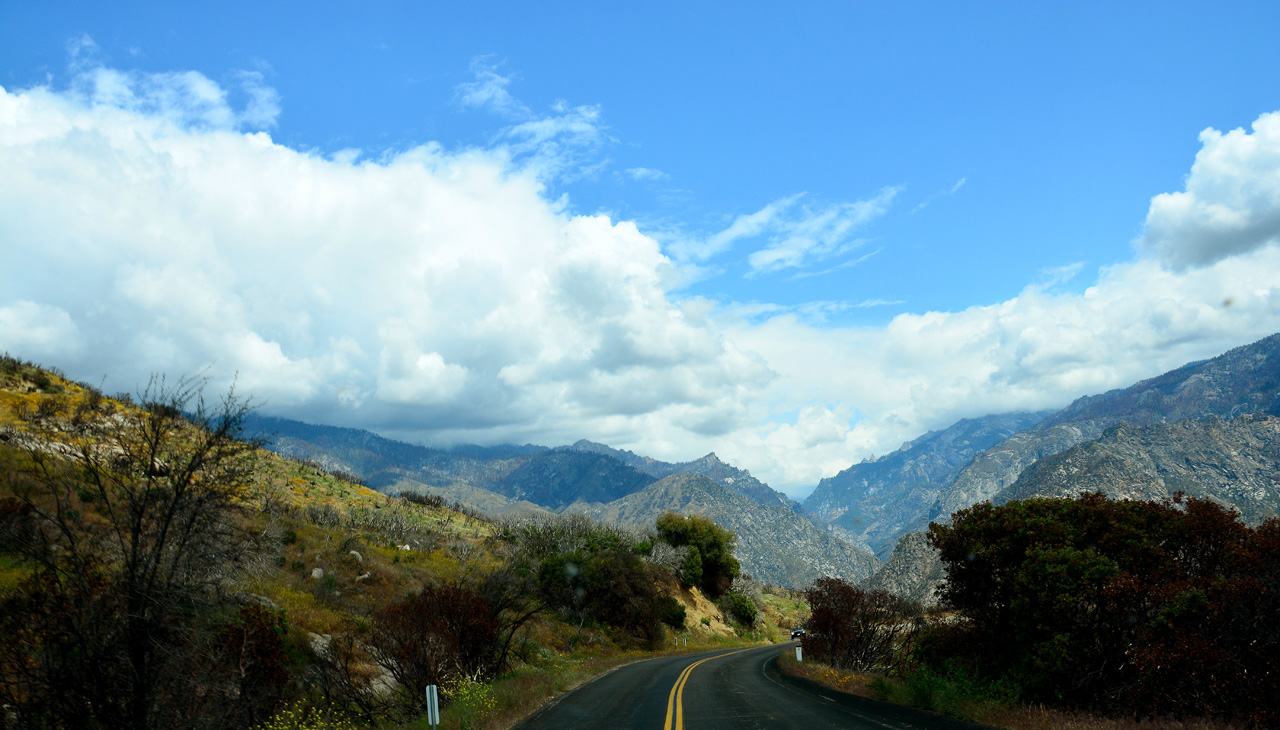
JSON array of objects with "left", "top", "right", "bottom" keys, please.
[{"left": 662, "top": 647, "right": 757, "bottom": 730}]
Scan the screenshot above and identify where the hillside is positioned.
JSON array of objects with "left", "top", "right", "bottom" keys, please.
[
  {"left": 0, "top": 358, "right": 787, "bottom": 730},
  {"left": 242, "top": 414, "right": 880, "bottom": 589},
  {"left": 572, "top": 473, "right": 881, "bottom": 588}
]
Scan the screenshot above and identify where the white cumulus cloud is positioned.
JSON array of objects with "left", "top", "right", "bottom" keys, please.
[
  {"left": 0, "top": 67, "right": 769, "bottom": 447},
  {"left": 5, "top": 54, "right": 1280, "bottom": 497},
  {"left": 1139, "top": 111, "right": 1280, "bottom": 269}
]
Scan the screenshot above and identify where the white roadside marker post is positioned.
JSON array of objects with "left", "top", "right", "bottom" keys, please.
[
  {"left": 426, "top": 684, "right": 440, "bottom": 728},
  {"left": 796, "top": 646, "right": 802, "bottom": 663}
]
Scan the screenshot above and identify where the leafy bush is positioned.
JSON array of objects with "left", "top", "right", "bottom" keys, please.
[
  {"left": 655, "top": 512, "right": 739, "bottom": 598},
  {"left": 719, "top": 591, "right": 758, "bottom": 626},
  {"left": 869, "top": 664, "right": 1019, "bottom": 719},
  {"left": 658, "top": 596, "right": 687, "bottom": 630},
  {"left": 224, "top": 603, "right": 292, "bottom": 726},
  {"left": 369, "top": 582, "right": 500, "bottom": 713},
  {"left": 536, "top": 548, "right": 666, "bottom": 647},
  {"left": 929, "top": 492, "right": 1280, "bottom": 724},
  {"left": 803, "top": 577, "right": 922, "bottom": 672}
]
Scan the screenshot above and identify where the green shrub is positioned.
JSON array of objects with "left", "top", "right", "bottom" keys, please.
[
  {"left": 658, "top": 596, "right": 686, "bottom": 630},
  {"left": 719, "top": 592, "right": 758, "bottom": 626}
]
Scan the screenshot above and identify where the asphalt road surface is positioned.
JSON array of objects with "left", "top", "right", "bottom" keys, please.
[{"left": 515, "top": 643, "right": 988, "bottom": 730}]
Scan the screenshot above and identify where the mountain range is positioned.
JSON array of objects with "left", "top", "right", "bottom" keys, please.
[
  {"left": 244, "top": 416, "right": 878, "bottom": 587},
  {"left": 850, "top": 332, "right": 1280, "bottom": 603},
  {"left": 247, "top": 332, "right": 1280, "bottom": 598}
]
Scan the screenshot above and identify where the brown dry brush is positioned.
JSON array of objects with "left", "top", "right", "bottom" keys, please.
[
  {"left": 802, "top": 578, "right": 925, "bottom": 673},
  {"left": 308, "top": 571, "right": 543, "bottom": 724}
]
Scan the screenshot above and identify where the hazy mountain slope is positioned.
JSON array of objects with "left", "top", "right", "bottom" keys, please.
[
  {"left": 865, "top": 334, "right": 1280, "bottom": 604},
  {"left": 389, "top": 477, "right": 553, "bottom": 518},
  {"left": 243, "top": 414, "right": 544, "bottom": 489},
  {"left": 930, "top": 333, "right": 1280, "bottom": 521},
  {"left": 868, "top": 412, "right": 1280, "bottom": 607},
  {"left": 861, "top": 532, "right": 944, "bottom": 605},
  {"left": 572, "top": 473, "right": 881, "bottom": 589},
  {"left": 568, "top": 440, "right": 800, "bottom": 511},
  {"left": 803, "top": 411, "right": 1049, "bottom": 558},
  {"left": 997, "top": 413, "right": 1280, "bottom": 523},
  {"left": 491, "top": 449, "right": 657, "bottom": 509}
]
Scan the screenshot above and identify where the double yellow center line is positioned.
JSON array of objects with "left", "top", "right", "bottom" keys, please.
[{"left": 662, "top": 647, "right": 756, "bottom": 730}]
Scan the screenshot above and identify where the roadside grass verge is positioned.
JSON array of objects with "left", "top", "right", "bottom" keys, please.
[{"left": 774, "top": 654, "right": 1246, "bottom": 730}]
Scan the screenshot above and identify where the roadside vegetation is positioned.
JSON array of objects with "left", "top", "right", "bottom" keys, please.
[
  {"left": 781, "top": 492, "right": 1280, "bottom": 729},
  {"left": 0, "top": 356, "right": 791, "bottom": 730}
]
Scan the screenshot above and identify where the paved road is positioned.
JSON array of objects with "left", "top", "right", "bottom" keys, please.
[{"left": 515, "top": 643, "right": 988, "bottom": 730}]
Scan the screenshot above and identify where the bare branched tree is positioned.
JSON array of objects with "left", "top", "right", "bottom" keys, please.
[{"left": 0, "top": 375, "right": 261, "bottom": 730}]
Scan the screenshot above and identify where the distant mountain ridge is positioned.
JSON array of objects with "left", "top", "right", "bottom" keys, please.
[
  {"left": 572, "top": 473, "right": 881, "bottom": 587},
  {"left": 491, "top": 449, "right": 657, "bottom": 509},
  {"left": 929, "top": 333, "right": 1280, "bottom": 520},
  {"left": 567, "top": 439, "right": 801, "bottom": 512}
]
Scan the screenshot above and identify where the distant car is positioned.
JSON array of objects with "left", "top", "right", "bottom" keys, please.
[{"left": 790, "top": 627, "right": 805, "bottom": 640}]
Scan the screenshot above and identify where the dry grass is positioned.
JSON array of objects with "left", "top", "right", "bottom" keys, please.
[
  {"left": 758, "top": 591, "right": 809, "bottom": 642},
  {"left": 973, "top": 705, "right": 1245, "bottom": 730}
]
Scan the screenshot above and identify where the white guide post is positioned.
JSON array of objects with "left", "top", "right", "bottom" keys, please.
[{"left": 426, "top": 684, "right": 440, "bottom": 728}]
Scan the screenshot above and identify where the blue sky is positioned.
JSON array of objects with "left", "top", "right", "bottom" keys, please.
[{"left": 3, "top": 2, "right": 1280, "bottom": 495}]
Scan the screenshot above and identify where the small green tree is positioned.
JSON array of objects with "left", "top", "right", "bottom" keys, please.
[{"left": 658, "top": 596, "right": 687, "bottom": 630}]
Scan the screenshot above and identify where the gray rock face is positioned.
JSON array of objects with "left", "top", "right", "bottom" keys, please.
[
  {"left": 572, "top": 473, "right": 881, "bottom": 589},
  {"left": 861, "top": 532, "right": 944, "bottom": 606},
  {"left": 862, "top": 334, "right": 1280, "bottom": 602},
  {"left": 930, "top": 423, "right": 1104, "bottom": 520},
  {"left": 928, "top": 333, "right": 1280, "bottom": 524},
  {"left": 803, "top": 411, "right": 1049, "bottom": 558},
  {"left": 998, "top": 413, "right": 1280, "bottom": 523}
]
